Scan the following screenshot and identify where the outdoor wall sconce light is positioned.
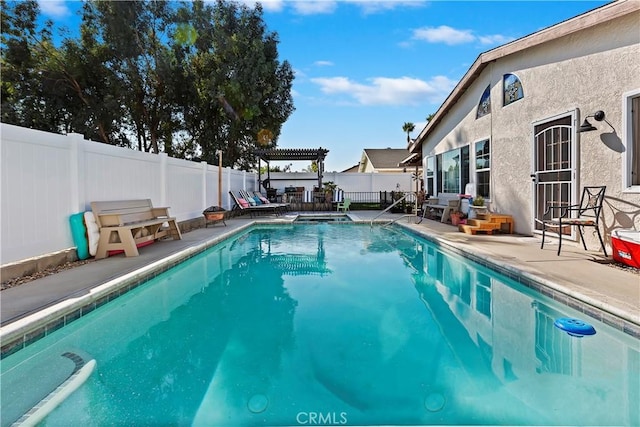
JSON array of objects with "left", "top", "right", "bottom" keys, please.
[{"left": 578, "top": 110, "right": 615, "bottom": 133}]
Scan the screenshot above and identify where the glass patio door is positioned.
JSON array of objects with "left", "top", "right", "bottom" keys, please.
[{"left": 531, "top": 113, "right": 577, "bottom": 235}]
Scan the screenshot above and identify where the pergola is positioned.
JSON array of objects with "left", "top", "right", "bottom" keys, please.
[{"left": 254, "top": 147, "right": 329, "bottom": 191}]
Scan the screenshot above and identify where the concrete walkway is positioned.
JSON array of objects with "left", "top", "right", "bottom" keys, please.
[{"left": 1, "top": 211, "right": 638, "bottom": 342}]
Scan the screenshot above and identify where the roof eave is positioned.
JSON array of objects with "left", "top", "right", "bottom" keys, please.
[{"left": 414, "top": 0, "right": 639, "bottom": 149}]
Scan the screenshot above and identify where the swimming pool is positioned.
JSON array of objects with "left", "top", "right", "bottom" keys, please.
[
  {"left": 294, "top": 213, "right": 352, "bottom": 222},
  {"left": 1, "top": 223, "right": 638, "bottom": 426}
]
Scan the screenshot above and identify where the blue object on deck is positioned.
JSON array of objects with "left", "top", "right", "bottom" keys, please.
[
  {"left": 554, "top": 317, "right": 596, "bottom": 337},
  {"left": 69, "top": 213, "right": 89, "bottom": 260}
]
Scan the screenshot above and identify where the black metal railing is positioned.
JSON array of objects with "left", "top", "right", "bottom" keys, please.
[{"left": 272, "top": 191, "right": 417, "bottom": 212}]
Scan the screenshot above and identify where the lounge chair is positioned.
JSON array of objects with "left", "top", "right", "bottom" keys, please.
[
  {"left": 246, "top": 190, "right": 290, "bottom": 212},
  {"left": 540, "top": 186, "right": 607, "bottom": 256},
  {"left": 253, "top": 191, "right": 291, "bottom": 211},
  {"left": 229, "top": 191, "right": 282, "bottom": 217}
]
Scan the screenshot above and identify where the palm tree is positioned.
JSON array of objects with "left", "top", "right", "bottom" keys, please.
[{"left": 402, "top": 122, "right": 415, "bottom": 143}]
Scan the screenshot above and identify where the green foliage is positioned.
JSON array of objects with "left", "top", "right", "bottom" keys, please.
[
  {"left": 472, "top": 195, "right": 485, "bottom": 206},
  {"left": 175, "top": 23, "right": 198, "bottom": 46},
  {"left": 0, "top": 0, "right": 295, "bottom": 168},
  {"left": 323, "top": 181, "right": 338, "bottom": 192},
  {"left": 302, "top": 161, "right": 318, "bottom": 173}
]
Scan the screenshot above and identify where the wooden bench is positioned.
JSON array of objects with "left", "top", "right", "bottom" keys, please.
[
  {"left": 422, "top": 193, "right": 461, "bottom": 223},
  {"left": 91, "top": 199, "right": 182, "bottom": 259}
]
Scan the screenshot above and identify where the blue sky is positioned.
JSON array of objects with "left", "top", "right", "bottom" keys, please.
[{"left": 38, "top": 0, "right": 608, "bottom": 172}]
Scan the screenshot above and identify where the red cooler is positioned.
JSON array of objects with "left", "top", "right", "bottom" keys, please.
[{"left": 611, "top": 229, "right": 640, "bottom": 268}]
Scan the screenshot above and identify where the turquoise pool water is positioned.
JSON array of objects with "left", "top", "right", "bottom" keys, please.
[{"left": 1, "top": 224, "right": 638, "bottom": 426}]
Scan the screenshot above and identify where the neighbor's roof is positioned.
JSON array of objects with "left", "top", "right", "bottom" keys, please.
[
  {"left": 363, "top": 148, "right": 412, "bottom": 169},
  {"left": 341, "top": 164, "right": 360, "bottom": 173},
  {"left": 410, "top": 0, "right": 640, "bottom": 153}
]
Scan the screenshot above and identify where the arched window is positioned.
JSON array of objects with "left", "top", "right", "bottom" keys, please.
[
  {"left": 476, "top": 85, "right": 491, "bottom": 118},
  {"left": 503, "top": 73, "right": 523, "bottom": 106}
]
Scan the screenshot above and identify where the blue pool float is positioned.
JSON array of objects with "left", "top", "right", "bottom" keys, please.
[
  {"left": 554, "top": 317, "right": 596, "bottom": 337},
  {"left": 69, "top": 213, "right": 90, "bottom": 260}
]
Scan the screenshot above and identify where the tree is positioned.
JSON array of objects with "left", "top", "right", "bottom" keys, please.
[
  {"left": 1, "top": 0, "right": 295, "bottom": 168},
  {"left": 54, "top": 1, "right": 128, "bottom": 145},
  {"left": 402, "top": 121, "right": 415, "bottom": 143},
  {"left": 172, "top": 0, "right": 295, "bottom": 169},
  {"left": 1, "top": 0, "right": 62, "bottom": 132},
  {"left": 302, "top": 161, "right": 318, "bottom": 173},
  {"left": 426, "top": 113, "right": 435, "bottom": 123},
  {"left": 87, "top": 0, "right": 178, "bottom": 153}
]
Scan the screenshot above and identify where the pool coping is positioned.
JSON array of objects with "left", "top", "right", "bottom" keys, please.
[
  {"left": 0, "top": 223, "right": 255, "bottom": 359},
  {"left": 2, "top": 219, "right": 638, "bottom": 359}
]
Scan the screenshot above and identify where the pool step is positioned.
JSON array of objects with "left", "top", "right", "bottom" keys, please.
[
  {"left": 6, "top": 352, "right": 96, "bottom": 427},
  {"left": 458, "top": 219, "right": 501, "bottom": 235}
]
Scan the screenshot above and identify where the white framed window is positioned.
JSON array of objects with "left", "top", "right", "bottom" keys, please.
[
  {"left": 623, "top": 88, "right": 640, "bottom": 192},
  {"left": 425, "top": 156, "right": 435, "bottom": 197},
  {"left": 435, "top": 146, "right": 470, "bottom": 194},
  {"left": 475, "top": 139, "right": 490, "bottom": 198}
]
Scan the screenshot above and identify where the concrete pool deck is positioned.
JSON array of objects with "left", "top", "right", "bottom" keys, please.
[{"left": 1, "top": 210, "right": 639, "bottom": 349}]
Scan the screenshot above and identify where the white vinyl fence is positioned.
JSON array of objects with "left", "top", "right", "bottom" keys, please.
[
  {"left": 0, "top": 124, "right": 256, "bottom": 265},
  {"left": 1, "top": 124, "right": 419, "bottom": 265}
]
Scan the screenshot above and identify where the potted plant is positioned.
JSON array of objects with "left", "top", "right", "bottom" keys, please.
[
  {"left": 468, "top": 195, "right": 486, "bottom": 219},
  {"left": 323, "top": 181, "right": 338, "bottom": 202},
  {"left": 450, "top": 211, "right": 462, "bottom": 226}
]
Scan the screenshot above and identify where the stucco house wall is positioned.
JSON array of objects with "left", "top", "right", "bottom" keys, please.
[{"left": 420, "top": 2, "right": 639, "bottom": 251}]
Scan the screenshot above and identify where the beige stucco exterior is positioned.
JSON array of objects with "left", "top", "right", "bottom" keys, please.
[{"left": 417, "top": 1, "right": 640, "bottom": 251}]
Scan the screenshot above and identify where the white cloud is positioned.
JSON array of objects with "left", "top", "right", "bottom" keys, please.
[
  {"left": 411, "top": 25, "right": 515, "bottom": 47},
  {"left": 37, "top": 0, "right": 70, "bottom": 18},
  {"left": 239, "top": 0, "right": 426, "bottom": 15},
  {"left": 292, "top": 1, "right": 338, "bottom": 15},
  {"left": 310, "top": 75, "right": 456, "bottom": 106},
  {"left": 478, "top": 34, "right": 516, "bottom": 45},
  {"left": 314, "top": 60, "right": 334, "bottom": 67},
  {"left": 412, "top": 25, "right": 475, "bottom": 45},
  {"left": 257, "top": 0, "right": 286, "bottom": 12},
  {"left": 344, "top": 0, "right": 427, "bottom": 14}
]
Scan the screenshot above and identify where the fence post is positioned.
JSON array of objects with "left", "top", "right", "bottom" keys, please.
[
  {"left": 225, "top": 167, "right": 231, "bottom": 210},
  {"left": 68, "top": 133, "right": 86, "bottom": 212},
  {"left": 201, "top": 161, "right": 208, "bottom": 210},
  {"left": 159, "top": 152, "right": 168, "bottom": 206}
]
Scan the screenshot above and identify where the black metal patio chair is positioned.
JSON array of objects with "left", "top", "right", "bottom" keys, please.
[{"left": 540, "top": 186, "right": 607, "bottom": 256}]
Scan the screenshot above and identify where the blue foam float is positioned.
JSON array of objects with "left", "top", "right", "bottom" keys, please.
[{"left": 554, "top": 317, "right": 596, "bottom": 337}]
